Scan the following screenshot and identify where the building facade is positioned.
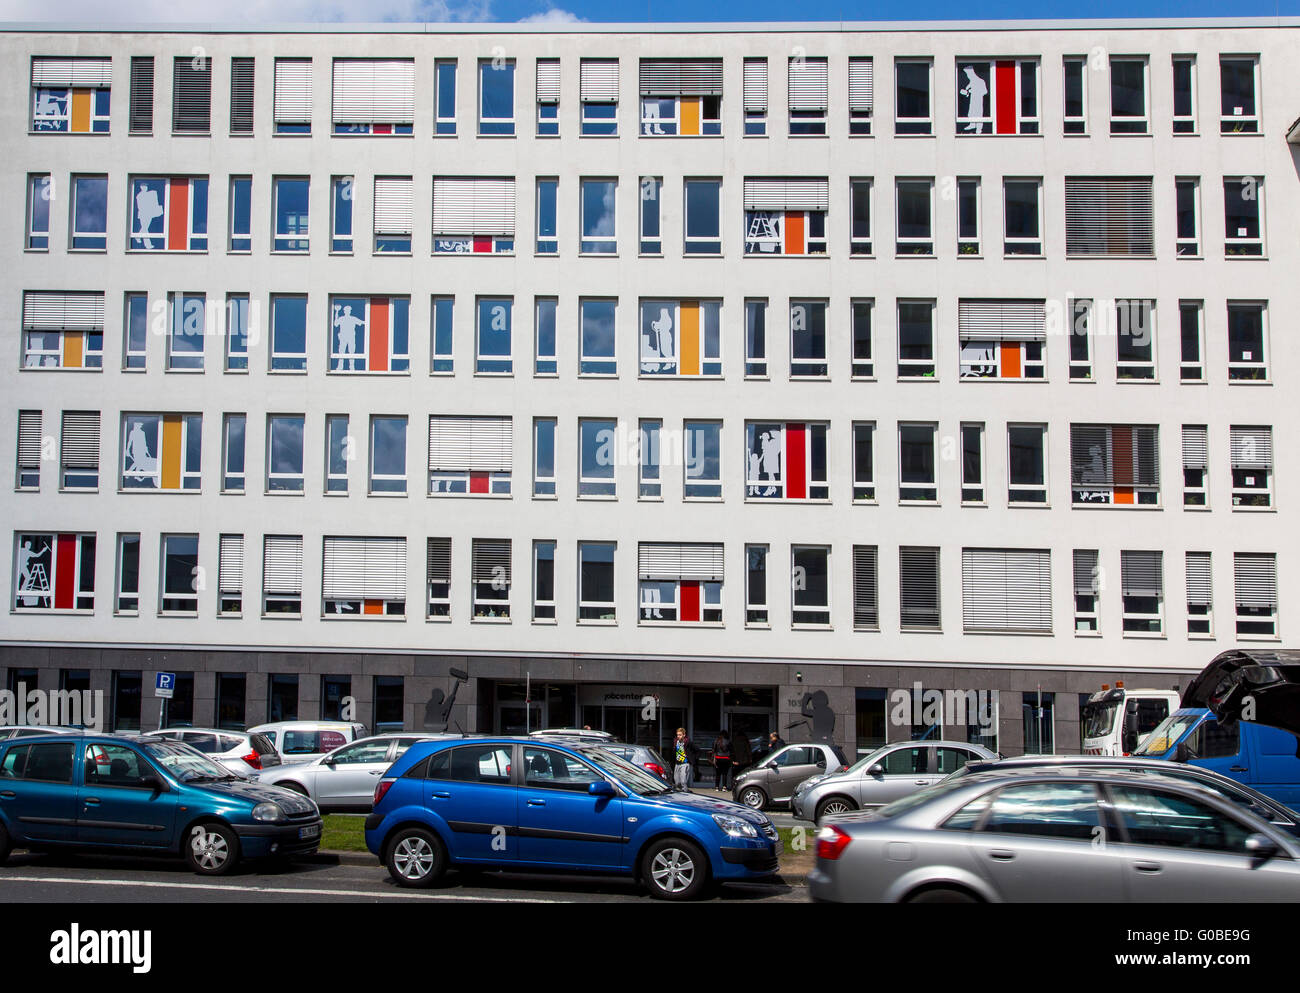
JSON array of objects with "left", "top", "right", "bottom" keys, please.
[{"left": 3, "top": 19, "right": 1298, "bottom": 758}]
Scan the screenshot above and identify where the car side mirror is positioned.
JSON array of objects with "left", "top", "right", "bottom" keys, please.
[
  {"left": 588, "top": 780, "right": 616, "bottom": 798},
  {"left": 868, "top": 763, "right": 884, "bottom": 777},
  {"left": 1245, "top": 833, "right": 1279, "bottom": 862},
  {"left": 1172, "top": 742, "right": 1190, "bottom": 764},
  {"left": 140, "top": 774, "right": 166, "bottom": 792},
  {"left": 816, "top": 759, "right": 827, "bottom": 768}
]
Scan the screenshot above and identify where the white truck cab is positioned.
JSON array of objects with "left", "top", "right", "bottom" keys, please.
[{"left": 1079, "top": 682, "right": 1181, "bottom": 756}]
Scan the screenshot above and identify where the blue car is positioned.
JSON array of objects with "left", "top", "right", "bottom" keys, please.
[
  {"left": 0, "top": 734, "right": 322, "bottom": 875},
  {"left": 364, "top": 737, "right": 782, "bottom": 899}
]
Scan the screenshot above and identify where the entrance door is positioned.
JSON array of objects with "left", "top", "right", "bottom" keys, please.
[{"left": 498, "top": 702, "right": 543, "bottom": 735}]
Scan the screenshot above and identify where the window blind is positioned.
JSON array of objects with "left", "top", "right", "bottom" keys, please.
[
  {"left": 579, "top": 59, "right": 619, "bottom": 103},
  {"left": 32, "top": 56, "right": 113, "bottom": 88},
  {"left": 899, "top": 546, "right": 940, "bottom": 629},
  {"left": 958, "top": 299, "right": 1048, "bottom": 341},
  {"left": 332, "top": 58, "right": 415, "bottom": 124},
  {"left": 431, "top": 178, "right": 516, "bottom": 236},
  {"left": 219, "top": 534, "right": 244, "bottom": 595},
  {"left": 273, "top": 58, "right": 313, "bottom": 124},
  {"left": 1186, "top": 552, "right": 1212, "bottom": 607},
  {"left": 60, "top": 412, "right": 100, "bottom": 469},
  {"left": 129, "top": 56, "right": 154, "bottom": 133},
  {"left": 1181, "top": 426, "right": 1209, "bottom": 469},
  {"left": 1064, "top": 177, "right": 1155, "bottom": 256},
  {"left": 426, "top": 537, "right": 451, "bottom": 584},
  {"left": 322, "top": 536, "right": 407, "bottom": 600},
  {"left": 172, "top": 56, "right": 212, "bottom": 133},
  {"left": 1069, "top": 425, "right": 1160, "bottom": 488},
  {"left": 848, "top": 57, "right": 874, "bottom": 113},
  {"left": 787, "top": 57, "right": 828, "bottom": 111},
  {"left": 1234, "top": 553, "right": 1277, "bottom": 609},
  {"left": 229, "top": 57, "right": 254, "bottom": 134},
  {"left": 742, "top": 58, "right": 768, "bottom": 112},
  {"left": 852, "top": 545, "right": 879, "bottom": 628},
  {"left": 262, "top": 535, "right": 303, "bottom": 595},
  {"left": 962, "top": 548, "right": 1053, "bottom": 633},
  {"left": 22, "top": 291, "right": 105, "bottom": 331},
  {"left": 1230, "top": 427, "right": 1273, "bottom": 469},
  {"left": 373, "top": 176, "right": 414, "bottom": 235},
  {"left": 17, "top": 411, "right": 43, "bottom": 470},
  {"left": 1073, "top": 550, "right": 1098, "bottom": 595},
  {"left": 742, "top": 178, "right": 830, "bottom": 211},
  {"left": 638, "top": 58, "right": 723, "bottom": 96},
  {"left": 535, "top": 58, "right": 560, "bottom": 104},
  {"left": 637, "top": 543, "right": 724, "bottom": 582},
  {"left": 1120, "top": 550, "right": 1163, "bottom": 597},
  {"left": 428, "top": 416, "right": 513, "bottom": 472},
  {"left": 472, "top": 539, "right": 513, "bottom": 583}
]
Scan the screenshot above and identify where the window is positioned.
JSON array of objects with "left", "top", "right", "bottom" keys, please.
[
  {"left": 331, "top": 176, "right": 353, "bottom": 252},
  {"left": 473, "top": 297, "right": 513, "bottom": 375},
  {"left": 638, "top": 420, "right": 660, "bottom": 499},
  {"left": 579, "top": 419, "right": 616, "bottom": 498},
  {"left": 1172, "top": 56, "right": 1196, "bottom": 133},
  {"left": 743, "top": 178, "right": 828, "bottom": 255},
  {"left": 1121, "top": 550, "right": 1164, "bottom": 634},
  {"left": 262, "top": 535, "right": 303, "bottom": 615},
  {"left": 12, "top": 532, "right": 95, "bottom": 612},
  {"left": 955, "top": 58, "right": 1038, "bottom": 134},
  {"left": 536, "top": 58, "right": 560, "bottom": 136},
  {"left": 787, "top": 56, "right": 828, "bottom": 135},
  {"left": 115, "top": 533, "right": 140, "bottom": 613},
  {"left": 533, "top": 540, "right": 556, "bottom": 621},
  {"left": 961, "top": 423, "right": 984, "bottom": 503},
  {"left": 894, "top": 59, "right": 932, "bottom": 135},
  {"left": 1109, "top": 57, "right": 1148, "bottom": 134},
  {"left": 745, "top": 299, "right": 767, "bottom": 377},
  {"left": 1181, "top": 425, "right": 1208, "bottom": 508},
  {"left": 26, "top": 173, "right": 51, "bottom": 250},
  {"left": 426, "top": 537, "right": 451, "bottom": 618},
  {"left": 1178, "top": 301, "right": 1204, "bottom": 382},
  {"left": 16, "top": 411, "right": 42, "bottom": 490},
  {"left": 22, "top": 290, "right": 104, "bottom": 370},
  {"left": 897, "top": 299, "right": 935, "bottom": 378},
  {"left": 435, "top": 60, "right": 456, "bottom": 135},
  {"left": 745, "top": 544, "right": 768, "bottom": 625},
  {"left": 70, "top": 175, "right": 108, "bottom": 250},
  {"left": 1064, "top": 178, "right": 1154, "bottom": 257},
  {"left": 1224, "top": 177, "right": 1263, "bottom": 256},
  {"left": 640, "top": 300, "right": 721, "bottom": 376},
  {"left": 534, "top": 297, "right": 558, "bottom": 375},
  {"left": 958, "top": 299, "right": 1047, "bottom": 380},
  {"left": 332, "top": 58, "right": 415, "bottom": 134},
  {"left": 129, "top": 176, "right": 209, "bottom": 251},
  {"left": 227, "top": 293, "right": 257, "bottom": 372},
  {"left": 166, "top": 292, "right": 205, "bottom": 371},
  {"left": 746, "top": 422, "right": 828, "bottom": 500},
  {"left": 266, "top": 415, "right": 305, "bottom": 492},
  {"left": 846, "top": 299, "right": 875, "bottom": 378},
  {"left": 684, "top": 421, "right": 722, "bottom": 499},
  {"left": 899, "top": 423, "right": 937, "bottom": 502},
  {"left": 962, "top": 549, "right": 1052, "bottom": 634},
  {"left": 534, "top": 418, "right": 557, "bottom": 497},
  {"left": 120, "top": 413, "right": 201, "bottom": 491},
  {"left": 1068, "top": 298, "right": 1092, "bottom": 380},
  {"left": 848, "top": 57, "right": 873, "bottom": 134},
  {"left": 229, "top": 175, "right": 252, "bottom": 252},
  {"left": 792, "top": 546, "right": 829, "bottom": 626},
  {"left": 373, "top": 176, "right": 413, "bottom": 253},
  {"left": 536, "top": 178, "right": 558, "bottom": 254},
  {"left": 580, "top": 298, "right": 617, "bottom": 375},
  {"left": 427, "top": 415, "right": 513, "bottom": 496},
  {"left": 325, "top": 414, "right": 349, "bottom": 494},
  {"left": 638, "top": 543, "right": 723, "bottom": 623},
  {"left": 957, "top": 177, "right": 979, "bottom": 254},
  {"left": 636, "top": 176, "right": 662, "bottom": 254},
  {"left": 478, "top": 58, "right": 515, "bottom": 136},
  {"left": 223, "top": 413, "right": 246, "bottom": 492},
  {"left": 1186, "top": 552, "right": 1213, "bottom": 636},
  {"left": 270, "top": 296, "right": 307, "bottom": 372},
  {"left": 579, "top": 59, "right": 619, "bottom": 136},
  {"left": 580, "top": 178, "right": 617, "bottom": 254},
  {"left": 639, "top": 58, "right": 722, "bottom": 136},
  {"left": 683, "top": 179, "right": 721, "bottom": 255},
  {"left": 431, "top": 177, "right": 516, "bottom": 254},
  {"left": 852, "top": 546, "right": 879, "bottom": 630},
  {"left": 1235, "top": 553, "right": 1277, "bottom": 637},
  {"left": 1003, "top": 179, "right": 1042, "bottom": 255},
  {"left": 1175, "top": 177, "right": 1200, "bottom": 256},
  {"left": 273, "top": 58, "right": 312, "bottom": 134},
  {"left": 790, "top": 300, "right": 827, "bottom": 378},
  {"left": 1230, "top": 426, "right": 1272, "bottom": 508},
  {"left": 30, "top": 56, "right": 111, "bottom": 133},
  {"left": 128, "top": 56, "right": 153, "bottom": 134},
  {"left": 60, "top": 412, "right": 99, "bottom": 490},
  {"left": 323, "top": 536, "right": 407, "bottom": 617},
  {"left": 1073, "top": 550, "right": 1099, "bottom": 633},
  {"left": 271, "top": 177, "right": 309, "bottom": 252},
  {"left": 1008, "top": 425, "right": 1047, "bottom": 504},
  {"left": 218, "top": 534, "right": 243, "bottom": 615},
  {"left": 850, "top": 179, "right": 873, "bottom": 255},
  {"left": 743, "top": 57, "right": 767, "bottom": 135},
  {"left": 172, "top": 56, "right": 212, "bottom": 134},
  {"left": 1116, "top": 299, "right": 1156, "bottom": 380},
  {"left": 468, "top": 539, "right": 513, "bottom": 620},
  {"left": 899, "top": 547, "right": 941, "bottom": 631},
  {"left": 431, "top": 296, "right": 453, "bottom": 374},
  {"left": 1070, "top": 424, "right": 1160, "bottom": 506},
  {"left": 369, "top": 416, "right": 407, "bottom": 494},
  {"left": 1227, "top": 302, "right": 1268, "bottom": 381},
  {"left": 578, "top": 542, "right": 616, "bottom": 622},
  {"left": 229, "top": 57, "right": 254, "bottom": 135},
  {"left": 1063, "top": 56, "right": 1086, "bottom": 133},
  {"left": 1220, "top": 56, "right": 1259, "bottom": 133},
  {"left": 160, "top": 534, "right": 199, "bottom": 614},
  {"left": 895, "top": 179, "right": 934, "bottom": 255}
]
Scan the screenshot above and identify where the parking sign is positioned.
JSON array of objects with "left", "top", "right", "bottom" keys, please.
[{"left": 155, "top": 672, "right": 176, "bottom": 699}]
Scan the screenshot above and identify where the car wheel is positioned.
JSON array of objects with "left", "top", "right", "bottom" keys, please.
[
  {"left": 185, "top": 822, "right": 240, "bottom": 876},
  {"left": 642, "top": 838, "right": 709, "bottom": 901},
  {"left": 386, "top": 828, "right": 447, "bottom": 888},
  {"left": 0, "top": 821, "right": 10, "bottom": 866},
  {"left": 279, "top": 782, "right": 309, "bottom": 797},
  {"left": 739, "top": 786, "right": 767, "bottom": 810},
  {"left": 815, "top": 796, "right": 856, "bottom": 820},
  {"left": 906, "top": 887, "right": 979, "bottom": 904}
]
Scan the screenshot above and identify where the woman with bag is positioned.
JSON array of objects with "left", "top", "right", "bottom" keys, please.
[{"left": 712, "top": 729, "right": 733, "bottom": 792}]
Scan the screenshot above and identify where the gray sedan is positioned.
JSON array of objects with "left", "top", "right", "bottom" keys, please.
[
  {"left": 732, "top": 743, "right": 850, "bottom": 810},
  {"left": 808, "top": 767, "right": 1300, "bottom": 902},
  {"left": 256, "top": 734, "right": 450, "bottom": 812}
]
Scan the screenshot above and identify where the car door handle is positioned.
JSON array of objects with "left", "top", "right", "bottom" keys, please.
[
  {"left": 988, "top": 849, "right": 1016, "bottom": 861},
  {"left": 83, "top": 798, "right": 101, "bottom": 806},
  {"left": 527, "top": 799, "right": 546, "bottom": 807},
  {"left": 914, "top": 780, "right": 930, "bottom": 786},
  {"left": 1231, "top": 766, "right": 1249, "bottom": 772},
  {"left": 430, "top": 791, "right": 451, "bottom": 799},
  {"left": 0, "top": 790, "right": 14, "bottom": 799},
  {"left": 1134, "top": 861, "right": 1163, "bottom": 874},
  {"left": 368, "top": 770, "right": 382, "bottom": 776}
]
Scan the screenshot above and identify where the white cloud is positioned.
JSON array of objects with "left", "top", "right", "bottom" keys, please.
[
  {"left": 516, "top": 7, "right": 585, "bottom": 22},
  {"left": 0, "top": 0, "right": 494, "bottom": 22}
]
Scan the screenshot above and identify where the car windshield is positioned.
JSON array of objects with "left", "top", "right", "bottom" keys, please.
[
  {"left": 1081, "top": 701, "right": 1120, "bottom": 738},
  {"left": 842, "top": 744, "right": 895, "bottom": 775},
  {"left": 584, "top": 747, "right": 674, "bottom": 795},
  {"left": 142, "top": 740, "right": 234, "bottom": 782},
  {"left": 876, "top": 777, "right": 976, "bottom": 820},
  {"left": 1133, "top": 713, "right": 1202, "bottom": 756}
]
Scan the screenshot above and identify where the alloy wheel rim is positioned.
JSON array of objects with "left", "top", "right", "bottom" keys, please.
[
  {"left": 394, "top": 837, "right": 434, "bottom": 879},
  {"left": 191, "top": 827, "right": 229, "bottom": 869},
  {"left": 823, "top": 800, "right": 850, "bottom": 815},
  {"left": 742, "top": 789, "right": 763, "bottom": 807},
  {"left": 651, "top": 848, "right": 695, "bottom": 893}
]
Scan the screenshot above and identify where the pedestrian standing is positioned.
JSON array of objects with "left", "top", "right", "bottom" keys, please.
[
  {"left": 768, "top": 731, "right": 786, "bottom": 754},
  {"left": 712, "top": 730, "right": 733, "bottom": 791},
  {"left": 731, "top": 729, "right": 752, "bottom": 774},
  {"left": 671, "top": 727, "right": 695, "bottom": 791}
]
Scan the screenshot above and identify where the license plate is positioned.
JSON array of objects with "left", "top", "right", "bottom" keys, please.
[
  {"left": 299, "top": 824, "right": 321, "bottom": 840},
  {"left": 774, "top": 839, "right": 784, "bottom": 856}
]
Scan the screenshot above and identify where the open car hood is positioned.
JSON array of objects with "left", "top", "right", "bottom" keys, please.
[{"left": 1182, "top": 650, "right": 1300, "bottom": 735}]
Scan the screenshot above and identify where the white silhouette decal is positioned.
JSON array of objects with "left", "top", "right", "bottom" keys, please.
[
  {"left": 332, "top": 302, "right": 365, "bottom": 371},
  {"left": 961, "top": 66, "right": 989, "bottom": 132},
  {"left": 134, "top": 183, "right": 165, "bottom": 249}
]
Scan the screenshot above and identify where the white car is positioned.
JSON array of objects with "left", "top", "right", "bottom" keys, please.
[
  {"left": 247, "top": 721, "right": 370, "bottom": 766},
  {"left": 145, "top": 727, "right": 282, "bottom": 778},
  {"left": 256, "top": 734, "right": 452, "bottom": 811},
  {"left": 0, "top": 725, "right": 80, "bottom": 739}
]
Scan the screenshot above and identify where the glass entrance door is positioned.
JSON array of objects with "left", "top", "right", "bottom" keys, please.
[{"left": 499, "top": 702, "right": 543, "bottom": 734}]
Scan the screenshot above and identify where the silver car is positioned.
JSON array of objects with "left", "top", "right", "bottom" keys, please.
[
  {"left": 256, "top": 734, "right": 450, "bottom": 811},
  {"left": 809, "top": 767, "right": 1300, "bottom": 902},
  {"left": 145, "top": 727, "right": 281, "bottom": 779},
  {"left": 733, "top": 743, "right": 851, "bottom": 810},
  {"left": 792, "top": 740, "right": 997, "bottom": 822}
]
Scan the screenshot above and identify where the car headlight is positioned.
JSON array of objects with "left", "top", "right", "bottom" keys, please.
[
  {"left": 252, "top": 802, "right": 286, "bottom": 823},
  {"left": 712, "top": 814, "right": 759, "bottom": 839}
]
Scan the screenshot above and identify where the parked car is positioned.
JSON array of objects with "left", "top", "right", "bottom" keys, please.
[
  {"left": 145, "top": 728, "right": 281, "bottom": 779},
  {"left": 257, "top": 734, "right": 452, "bottom": 811},
  {"left": 364, "top": 736, "right": 781, "bottom": 899},
  {"left": 809, "top": 766, "right": 1300, "bottom": 902},
  {"left": 733, "top": 742, "right": 851, "bottom": 810},
  {"left": 593, "top": 742, "right": 671, "bottom": 782},
  {"left": 528, "top": 729, "right": 618, "bottom": 743},
  {"left": 0, "top": 734, "right": 321, "bottom": 875},
  {"left": 0, "top": 726, "right": 81, "bottom": 739},
  {"left": 792, "top": 740, "right": 998, "bottom": 822},
  {"left": 247, "top": 721, "right": 369, "bottom": 765}
]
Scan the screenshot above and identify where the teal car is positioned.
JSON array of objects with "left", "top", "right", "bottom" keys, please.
[{"left": 0, "top": 734, "right": 322, "bottom": 875}]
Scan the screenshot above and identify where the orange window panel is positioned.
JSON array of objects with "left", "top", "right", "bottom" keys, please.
[
  {"left": 1113, "top": 487, "right": 1135, "bottom": 504},
  {"left": 999, "top": 341, "right": 1022, "bottom": 379},
  {"left": 161, "top": 414, "right": 182, "bottom": 489},
  {"left": 62, "top": 331, "right": 84, "bottom": 369},
  {"left": 363, "top": 599, "right": 383, "bottom": 615},
  {"left": 70, "top": 89, "right": 92, "bottom": 132},
  {"left": 680, "top": 96, "right": 701, "bottom": 136},
  {"left": 679, "top": 302, "right": 700, "bottom": 375},
  {"left": 784, "top": 211, "right": 805, "bottom": 255},
  {"left": 369, "top": 297, "right": 389, "bottom": 373},
  {"left": 167, "top": 179, "right": 188, "bottom": 251}
]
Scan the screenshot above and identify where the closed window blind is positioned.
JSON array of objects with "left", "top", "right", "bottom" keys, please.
[
  {"left": 426, "top": 537, "right": 451, "bottom": 584},
  {"left": 431, "top": 178, "right": 516, "bottom": 236},
  {"left": 428, "top": 416, "right": 513, "bottom": 472},
  {"left": 60, "top": 412, "right": 100, "bottom": 469},
  {"left": 1234, "top": 553, "right": 1277, "bottom": 610},
  {"left": 962, "top": 548, "right": 1053, "bottom": 633},
  {"left": 579, "top": 59, "right": 619, "bottom": 103},
  {"left": 129, "top": 56, "right": 154, "bottom": 134},
  {"left": 1070, "top": 425, "right": 1160, "bottom": 488},
  {"left": 1064, "top": 177, "right": 1154, "bottom": 256},
  {"left": 899, "top": 546, "right": 940, "bottom": 629},
  {"left": 536, "top": 58, "right": 560, "bottom": 104},
  {"left": 219, "top": 534, "right": 244, "bottom": 595},
  {"left": 638, "top": 58, "right": 723, "bottom": 96},
  {"left": 787, "top": 57, "right": 828, "bottom": 111},
  {"left": 229, "top": 57, "right": 254, "bottom": 134},
  {"left": 958, "top": 299, "right": 1048, "bottom": 341},
  {"left": 322, "top": 536, "right": 407, "bottom": 599},
  {"left": 263, "top": 535, "right": 303, "bottom": 595},
  {"left": 373, "top": 176, "right": 414, "bottom": 235},
  {"left": 332, "top": 59, "right": 415, "bottom": 124},
  {"left": 852, "top": 545, "right": 879, "bottom": 628},
  {"left": 742, "top": 58, "right": 768, "bottom": 112},
  {"left": 848, "top": 57, "right": 874, "bottom": 113},
  {"left": 1121, "top": 550, "right": 1163, "bottom": 598},
  {"left": 273, "top": 58, "right": 313, "bottom": 125},
  {"left": 31, "top": 56, "right": 113, "bottom": 88},
  {"left": 172, "top": 56, "right": 213, "bottom": 133},
  {"left": 17, "top": 411, "right": 43, "bottom": 472},
  {"left": 472, "top": 539, "right": 513, "bottom": 583},
  {"left": 742, "top": 178, "right": 829, "bottom": 211},
  {"left": 1073, "top": 549, "right": 1099, "bottom": 595},
  {"left": 637, "top": 543, "right": 724, "bottom": 581},
  {"left": 1230, "top": 427, "right": 1273, "bottom": 469},
  {"left": 1186, "top": 552, "right": 1212, "bottom": 607},
  {"left": 22, "top": 291, "right": 105, "bottom": 331},
  {"left": 1182, "top": 426, "right": 1209, "bottom": 469}
]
